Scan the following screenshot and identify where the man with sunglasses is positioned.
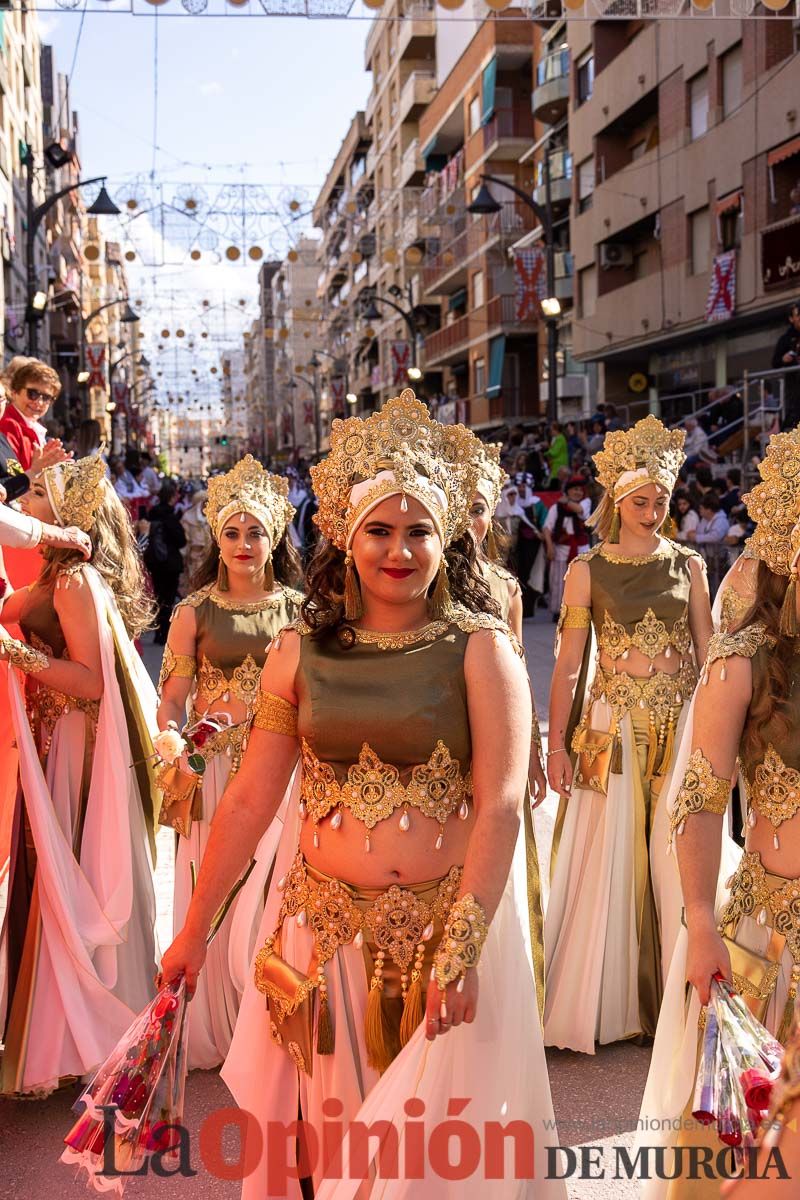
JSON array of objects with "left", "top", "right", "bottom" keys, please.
[{"left": 0, "top": 360, "right": 62, "bottom": 473}]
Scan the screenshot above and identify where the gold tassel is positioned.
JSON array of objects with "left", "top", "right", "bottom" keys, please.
[
  {"left": 644, "top": 711, "right": 659, "bottom": 781},
  {"left": 777, "top": 988, "right": 797, "bottom": 1046},
  {"left": 661, "top": 513, "right": 678, "bottom": 541},
  {"left": 344, "top": 553, "right": 363, "bottom": 621},
  {"left": 217, "top": 559, "right": 229, "bottom": 592},
  {"left": 316, "top": 981, "right": 335, "bottom": 1056},
  {"left": 658, "top": 714, "right": 676, "bottom": 778},
  {"left": 780, "top": 576, "right": 799, "bottom": 637},
  {"left": 486, "top": 524, "right": 499, "bottom": 561},
  {"left": 610, "top": 723, "right": 623, "bottom": 774},
  {"left": 428, "top": 560, "right": 453, "bottom": 620},
  {"left": 399, "top": 969, "right": 424, "bottom": 1047},
  {"left": 364, "top": 977, "right": 393, "bottom": 1074},
  {"left": 608, "top": 505, "right": 621, "bottom": 544},
  {"left": 263, "top": 559, "right": 275, "bottom": 591}
]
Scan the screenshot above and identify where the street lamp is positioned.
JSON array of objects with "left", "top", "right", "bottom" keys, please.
[
  {"left": 287, "top": 372, "right": 320, "bottom": 456},
  {"left": 79, "top": 298, "right": 140, "bottom": 419},
  {"left": 467, "top": 172, "right": 559, "bottom": 423},
  {"left": 21, "top": 143, "right": 121, "bottom": 356},
  {"left": 358, "top": 285, "right": 422, "bottom": 369}
]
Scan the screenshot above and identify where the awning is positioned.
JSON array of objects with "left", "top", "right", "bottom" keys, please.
[
  {"left": 448, "top": 287, "right": 468, "bottom": 311},
  {"left": 715, "top": 190, "right": 742, "bottom": 217},
  {"left": 481, "top": 58, "right": 497, "bottom": 126},
  {"left": 768, "top": 137, "right": 800, "bottom": 167},
  {"left": 486, "top": 335, "right": 506, "bottom": 399}
]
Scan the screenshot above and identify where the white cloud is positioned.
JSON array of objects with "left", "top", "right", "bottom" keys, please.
[{"left": 200, "top": 81, "right": 224, "bottom": 97}]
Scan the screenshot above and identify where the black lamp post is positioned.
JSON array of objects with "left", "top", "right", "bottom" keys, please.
[
  {"left": 79, "top": 299, "right": 140, "bottom": 419},
  {"left": 287, "top": 371, "right": 320, "bottom": 456},
  {"left": 467, "top": 172, "right": 560, "bottom": 424},
  {"left": 22, "top": 143, "right": 120, "bottom": 356},
  {"left": 360, "top": 283, "right": 422, "bottom": 369}
]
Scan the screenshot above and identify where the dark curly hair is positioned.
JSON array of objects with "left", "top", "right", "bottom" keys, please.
[
  {"left": 300, "top": 531, "right": 500, "bottom": 641},
  {"left": 191, "top": 527, "right": 302, "bottom": 593},
  {"left": 741, "top": 560, "right": 794, "bottom": 765}
]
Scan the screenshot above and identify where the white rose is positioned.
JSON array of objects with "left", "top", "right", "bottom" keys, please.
[{"left": 153, "top": 727, "right": 187, "bottom": 764}]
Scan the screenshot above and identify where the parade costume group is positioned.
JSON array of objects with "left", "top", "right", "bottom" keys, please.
[{"left": 2, "top": 391, "right": 800, "bottom": 1197}]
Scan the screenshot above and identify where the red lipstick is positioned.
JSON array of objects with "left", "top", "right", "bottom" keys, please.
[{"left": 381, "top": 568, "right": 414, "bottom": 579}]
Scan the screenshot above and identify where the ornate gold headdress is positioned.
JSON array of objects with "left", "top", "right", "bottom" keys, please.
[
  {"left": 311, "top": 390, "right": 480, "bottom": 552},
  {"left": 744, "top": 428, "right": 800, "bottom": 580},
  {"left": 472, "top": 441, "right": 507, "bottom": 513},
  {"left": 204, "top": 455, "right": 295, "bottom": 544},
  {"left": 592, "top": 415, "right": 686, "bottom": 503},
  {"left": 44, "top": 453, "right": 107, "bottom": 531}
]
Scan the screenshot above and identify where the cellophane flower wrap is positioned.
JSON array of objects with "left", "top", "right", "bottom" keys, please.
[
  {"left": 691, "top": 976, "right": 784, "bottom": 1162},
  {"left": 60, "top": 978, "right": 188, "bottom": 1193}
]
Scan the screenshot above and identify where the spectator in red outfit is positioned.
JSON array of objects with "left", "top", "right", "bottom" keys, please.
[{"left": 0, "top": 360, "right": 62, "bottom": 472}]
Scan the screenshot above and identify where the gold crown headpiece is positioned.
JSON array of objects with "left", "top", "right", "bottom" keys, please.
[
  {"left": 473, "top": 441, "right": 508, "bottom": 513},
  {"left": 592, "top": 414, "right": 686, "bottom": 503},
  {"left": 311, "top": 390, "right": 481, "bottom": 551},
  {"left": 44, "top": 453, "right": 108, "bottom": 532},
  {"left": 743, "top": 428, "right": 800, "bottom": 577},
  {"left": 204, "top": 455, "right": 295, "bottom": 544}
]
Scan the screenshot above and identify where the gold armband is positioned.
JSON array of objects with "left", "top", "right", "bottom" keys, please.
[
  {"left": 1, "top": 637, "right": 48, "bottom": 675},
  {"left": 668, "top": 748, "right": 731, "bottom": 849},
  {"left": 433, "top": 893, "right": 489, "bottom": 990},
  {"left": 157, "top": 645, "right": 197, "bottom": 694},
  {"left": 557, "top": 605, "right": 591, "bottom": 639},
  {"left": 531, "top": 706, "right": 543, "bottom": 757},
  {"left": 253, "top": 689, "right": 298, "bottom": 737}
]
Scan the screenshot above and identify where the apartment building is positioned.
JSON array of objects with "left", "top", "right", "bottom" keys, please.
[
  {"left": 270, "top": 237, "right": 319, "bottom": 455},
  {"left": 256, "top": 260, "right": 280, "bottom": 457},
  {"left": 220, "top": 348, "right": 248, "bottom": 464},
  {"left": 82, "top": 219, "right": 135, "bottom": 434},
  {"left": 417, "top": 10, "right": 540, "bottom": 428},
  {"left": 568, "top": 19, "right": 800, "bottom": 419}
]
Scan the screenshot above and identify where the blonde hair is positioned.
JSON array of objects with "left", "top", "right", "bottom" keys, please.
[
  {"left": 40, "top": 482, "right": 155, "bottom": 639},
  {"left": 585, "top": 492, "right": 614, "bottom": 540}
]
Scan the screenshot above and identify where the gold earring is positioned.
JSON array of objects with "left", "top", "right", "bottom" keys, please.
[
  {"left": 344, "top": 553, "right": 363, "bottom": 621},
  {"left": 428, "top": 560, "right": 453, "bottom": 620},
  {"left": 609, "top": 505, "right": 621, "bottom": 544},
  {"left": 263, "top": 559, "right": 275, "bottom": 591},
  {"left": 217, "top": 558, "right": 229, "bottom": 592}
]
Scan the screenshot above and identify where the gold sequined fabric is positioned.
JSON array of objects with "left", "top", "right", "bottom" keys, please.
[
  {"left": 27, "top": 682, "right": 99, "bottom": 756},
  {"left": 253, "top": 690, "right": 298, "bottom": 737},
  {"left": 556, "top": 605, "right": 591, "bottom": 637}
]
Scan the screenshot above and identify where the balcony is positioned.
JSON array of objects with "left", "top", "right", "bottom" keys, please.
[
  {"left": 396, "top": 5, "right": 436, "bottom": 61},
  {"left": 532, "top": 49, "right": 570, "bottom": 125},
  {"left": 533, "top": 150, "right": 573, "bottom": 209},
  {"left": 763, "top": 214, "right": 800, "bottom": 293},
  {"left": 554, "top": 250, "right": 574, "bottom": 304},
  {"left": 400, "top": 139, "right": 425, "bottom": 187},
  {"left": 424, "top": 294, "right": 538, "bottom": 367},
  {"left": 399, "top": 71, "right": 437, "bottom": 126},
  {"left": 478, "top": 108, "right": 535, "bottom": 164},
  {"left": 422, "top": 203, "right": 538, "bottom": 297}
]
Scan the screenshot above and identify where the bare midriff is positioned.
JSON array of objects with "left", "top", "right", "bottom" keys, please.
[{"left": 598, "top": 647, "right": 683, "bottom": 678}]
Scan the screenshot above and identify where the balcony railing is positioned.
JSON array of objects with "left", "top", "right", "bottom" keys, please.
[
  {"left": 399, "top": 70, "right": 437, "bottom": 123},
  {"left": 424, "top": 312, "right": 471, "bottom": 363},
  {"left": 536, "top": 150, "right": 573, "bottom": 187},
  {"left": 482, "top": 108, "right": 535, "bottom": 151},
  {"left": 424, "top": 294, "right": 538, "bottom": 363},
  {"left": 536, "top": 48, "right": 570, "bottom": 87},
  {"left": 422, "top": 203, "right": 538, "bottom": 294}
]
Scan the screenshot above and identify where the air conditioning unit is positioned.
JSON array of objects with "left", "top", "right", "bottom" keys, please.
[{"left": 600, "top": 243, "right": 634, "bottom": 270}]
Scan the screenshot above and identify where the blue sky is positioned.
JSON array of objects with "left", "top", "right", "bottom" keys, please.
[{"left": 42, "top": 9, "right": 371, "bottom": 390}]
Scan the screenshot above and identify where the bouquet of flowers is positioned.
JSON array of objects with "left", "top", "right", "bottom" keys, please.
[
  {"left": 692, "top": 975, "right": 784, "bottom": 1159},
  {"left": 154, "top": 713, "right": 233, "bottom": 837},
  {"left": 61, "top": 865, "right": 253, "bottom": 1193}
]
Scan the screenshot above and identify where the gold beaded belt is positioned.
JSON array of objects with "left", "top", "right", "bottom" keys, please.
[
  {"left": 187, "top": 710, "right": 251, "bottom": 776},
  {"left": 27, "top": 683, "right": 100, "bottom": 756},
  {"left": 299, "top": 738, "right": 472, "bottom": 852},
  {"left": 254, "top": 852, "right": 463, "bottom": 1075},
  {"left": 718, "top": 850, "right": 800, "bottom": 1041}
]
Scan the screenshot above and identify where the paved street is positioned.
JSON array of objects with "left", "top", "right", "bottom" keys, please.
[{"left": 0, "top": 613, "right": 650, "bottom": 1199}]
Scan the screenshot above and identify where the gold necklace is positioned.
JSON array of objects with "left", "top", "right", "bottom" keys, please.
[
  {"left": 209, "top": 585, "right": 290, "bottom": 613},
  {"left": 350, "top": 620, "right": 449, "bottom": 650},
  {"left": 599, "top": 540, "right": 668, "bottom": 566}
]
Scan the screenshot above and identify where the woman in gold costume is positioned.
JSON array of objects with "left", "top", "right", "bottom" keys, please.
[
  {"left": 0, "top": 456, "right": 159, "bottom": 1096},
  {"left": 637, "top": 427, "right": 800, "bottom": 1197},
  {"left": 156, "top": 455, "right": 303, "bottom": 1068},
  {"left": 544, "top": 416, "right": 713, "bottom": 1054},
  {"left": 160, "top": 393, "right": 562, "bottom": 1199}
]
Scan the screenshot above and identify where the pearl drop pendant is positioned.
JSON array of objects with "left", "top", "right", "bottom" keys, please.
[
  {"left": 676, "top": 692, "right": 682, "bottom": 704},
  {"left": 331, "top": 809, "right": 342, "bottom": 831},
  {"left": 299, "top": 801, "right": 307, "bottom": 820},
  {"left": 748, "top": 809, "right": 757, "bottom": 828},
  {"left": 757, "top": 907, "right": 768, "bottom": 926},
  {"left": 364, "top": 833, "right": 371, "bottom": 852},
  {"left": 435, "top": 831, "right": 444, "bottom": 850},
  {"left": 665, "top": 646, "right": 672, "bottom": 659},
  {"left": 296, "top": 910, "right": 307, "bottom": 927},
  {"left": 400, "top": 493, "right": 409, "bottom": 512},
  {"left": 399, "top": 811, "right": 410, "bottom": 832},
  {"left": 354, "top": 929, "right": 364, "bottom": 949},
  {"left": 277, "top": 874, "right": 287, "bottom": 890},
  {"left": 458, "top": 800, "right": 469, "bottom": 820},
  {"left": 313, "top": 829, "right": 319, "bottom": 848},
  {"left": 720, "top": 665, "right": 727, "bottom": 682},
  {"left": 223, "top": 691, "right": 230, "bottom": 703},
  {"left": 774, "top": 831, "right": 780, "bottom": 851},
  {"left": 456, "top": 976, "right": 465, "bottom": 993},
  {"left": 422, "top": 922, "right": 434, "bottom": 941}
]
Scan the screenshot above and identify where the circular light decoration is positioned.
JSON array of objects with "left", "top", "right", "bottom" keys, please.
[
  {"left": 287, "top": 249, "right": 299, "bottom": 263},
  {"left": 201, "top": 331, "right": 209, "bottom": 339},
  {"left": 351, "top": 250, "right": 363, "bottom": 265},
  {"left": 363, "top": 0, "right": 384, "bottom": 8},
  {"left": 144, "top": 0, "right": 170, "bottom": 6},
  {"left": 383, "top": 247, "right": 398, "bottom": 265},
  {"left": 182, "top": 0, "right": 208, "bottom": 11},
  {"left": 405, "top": 245, "right": 424, "bottom": 265},
  {"left": 84, "top": 244, "right": 100, "bottom": 262},
  {"left": 264, "top": 328, "right": 274, "bottom": 340},
  {"left": 289, "top": 199, "right": 301, "bottom": 213},
  {"left": 161, "top": 329, "right": 171, "bottom": 338},
  {"left": 190, "top": 249, "right": 202, "bottom": 261},
  {"left": 437, "top": 0, "right": 465, "bottom": 8},
  {"left": 278, "top": 327, "right": 289, "bottom": 340},
  {"left": 210, "top": 366, "right": 218, "bottom": 374},
  {"left": 126, "top": 198, "right": 138, "bottom": 211},
  {"left": 365, "top": 326, "right": 376, "bottom": 339},
  {"left": 225, "top": 246, "right": 241, "bottom": 261},
  {"left": 202, "top": 299, "right": 210, "bottom": 308},
  {"left": 248, "top": 246, "right": 263, "bottom": 261},
  {"left": 177, "top": 329, "right": 185, "bottom": 338},
  {"left": 484, "top": 0, "right": 512, "bottom": 8},
  {"left": 346, "top": 200, "right": 357, "bottom": 215},
  {"left": 125, "top": 250, "right": 136, "bottom": 262}
]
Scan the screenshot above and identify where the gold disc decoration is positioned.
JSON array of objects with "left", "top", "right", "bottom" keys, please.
[
  {"left": 628, "top": 372, "right": 649, "bottom": 394},
  {"left": 190, "top": 249, "right": 201, "bottom": 261},
  {"left": 289, "top": 200, "right": 301, "bottom": 213},
  {"left": 201, "top": 332, "right": 208, "bottom": 339},
  {"left": 249, "top": 246, "right": 263, "bottom": 261},
  {"left": 126, "top": 199, "right": 138, "bottom": 211},
  {"left": 226, "top": 246, "right": 241, "bottom": 261},
  {"left": 405, "top": 245, "right": 423, "bottom": 265},
  {"left": 211, "top": 366, "right": 218, "bottom": 374},
  {"left": 363, "top": 0, "right": 384, "bottom": 9},
  {"left": 84, "top": 244, "right": 100, "bottom": 262},
  {"left": 125, "top": 250, "right": 136, "bottom": 262},
  {"left": 287, "top": 249, "right": 299, "bottom": 263},
  {"left": 365, "top": 325, "right": 376, "bottom": 338},
  {"left": 437, "top": 0, "right": 465, "bottom": 9},
  {"left": 346, "top": 200, "right": 357, "bottom": 214},
  {"left": 383, "top": 247, "right": 398, "bottom": 265},
  {"left": 177, "top": 329, "right": 185, "bottom": 338},
  {"left": 161, "top": 329, "right": 170, "bottom": 338},
  {"left": 485, "top": 0, "right": 512, "bottom": 8},
  {"left": 264, "top": 328, "right": 274, "bottom": 339},
  {"left": 279, "top": 327, "right": 289, "bottom": 339}
]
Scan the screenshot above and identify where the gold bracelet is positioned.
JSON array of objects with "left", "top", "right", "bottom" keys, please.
[
  {"left": 157, "top": 645, "right": 197, "bottom": 694},
  {"left": 1, "top": 637, "right": 48, "bottom": 675},
  {"left": 668, "top": 748, "right": 731, "bottom": 849},
  {"left": 433, "top": 892, "right": 489, "bottom": 990},
  {"left": 557, "top": 604, "right": 592, "bottom": 640},
  {"left": 531, "top": 707, "right": 543, "bottom": 756},
  {"left": 253, "top": 689, "right": 298, "bottom": 737}
]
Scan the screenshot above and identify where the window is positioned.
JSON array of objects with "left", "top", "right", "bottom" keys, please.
[
  {"left": 689, "top": 71, "right": 709, "bottom": 141},
  {"left": 578, "top": 156, "right": 595, "bottom": 214},
  {"left": 472, "top": 270, "right": 485, "bottom": 309},
  {"left": 579, "top": 265, "right": 597, "bottom": 318},
  {"left": 469, "top": 95, "right": 481, "bottom": 136},
  {"left": 577, "top": 52, "right": 594, "bottom": 105},
  {"left": 690, "top": 206, "right": 710, "bottom": 274},
  {"left": 721, "top": 44, "right": 743, "bottom": 119},
  {"left": 474, "top": 357, "right": 486, "bottom": 396}
]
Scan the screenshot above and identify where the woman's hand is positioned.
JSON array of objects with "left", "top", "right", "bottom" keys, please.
[
  {"left": 546, "top": 747, "right": 572, "bottom": 797},
  {"left": 425, "top": 969, "right": 478, "bottom": 1040},
  {"left": 685, "top": 919, "right": 731, "bottom": 1005},
  {"left": 529, "top": 753, "right": 547, "bottom": 809},
  {"left": 158, "top": 926, "right": 208, "bottom": 998},
  {"left": 41, "top": 523, "right": 92, "bottom": 559},
  {"left": 29, "top": 439, "right": 70, "bottom": 479}
]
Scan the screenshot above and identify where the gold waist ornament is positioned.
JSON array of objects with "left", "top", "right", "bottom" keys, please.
[
  {"left": 187, "top": 708, "right": 251, "bottom": 776},
  {"left": 254, "top": 852, "right": 462, "bottom": 1075},
  {"left": 744, "top": 744, "right": 800, "bottom": 852},
  {"left": 597, "top": 607, "right": 692, "bottom": 663},
  {"left": 196, "top": 653, "right": 261, "bottom": 709},
  {"left": 27, "top": 683, "right": 99, "bottom": 758},
  {"left": 299, "top": 737, "right": 472, "bottom": 852}
]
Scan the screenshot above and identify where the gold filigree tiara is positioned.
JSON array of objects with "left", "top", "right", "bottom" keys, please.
[
  {"left": 204, "top": 455, "right": 295, "bottom": 544},
  {"left": 473, "top": 441, "right": 507, "bottom": 512},
  {"left": 311, "top": 390, "right": 481, "bottom": 551},
  {"left": 44, "top": 453, "right": 107, "bottom": 531},
  {"left": 592, "top": 415, "right": 686, "bottom": 502},
  {"left": 744, "top": 428, "right": 800, "bottom": 577}
]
